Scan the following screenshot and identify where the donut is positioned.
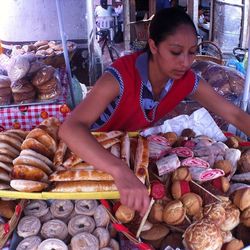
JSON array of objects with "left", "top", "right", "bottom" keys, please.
[
  {"left": 93, "top": 227, "right": 110, "bottom": 248},
  {"left": 94, "top": 205, "right": 110, "bottom": 227},
  {"left": 39, "top": 210, "right": 54, "bottom": 223},
  {"left": 50, "top": 200, "right": 74, "bottom": 219},
  {"left": 41, "top": 219, "right": 68, "bottom": 240},
  {"left": 24, "top": 200, "right": 49, "bottom": 217},
  {"left": 74, "top": 200, "right": 98, "bottom": 216},
  {"left": 68, "top": 215, "right": 95, "bottom": 236},
  {"left": 70, "top": 232, "right": 98, "bottom": 250},
  {"left": 38, "top": 238, "right": 68, "bottom": 250},
  {"left": 16, "top": 236, "right": 42, "bottom": 250},
  {"left": 17, "top": 215, "right": 41, "bottom": 238}
]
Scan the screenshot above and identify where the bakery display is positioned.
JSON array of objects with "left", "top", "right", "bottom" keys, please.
[{"left": 0, "top": 75, "right": 12, "bottom": 105}]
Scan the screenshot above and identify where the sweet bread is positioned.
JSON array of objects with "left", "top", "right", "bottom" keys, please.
[
  {"left": 74, "top": 200, "right": 98, "bottom": 216},
  {"left": 24, "top": 200, "right": 49, "bottom": 217},
  {"left": 17, "top": 215, "right": 41, "bottom": 238},
  {"left": 68, "top": 214, "right": 95, "bottom": 236},
  {"left": 93, "top": 227, "right": 110, "bottom": 248},
  {"left": 16, "top": 235, "right": 42, "bottom": 250},
  {"left": 70, "top": 232, "right": 99, "bottom": 250},
  {"left": 41, "top": 219, "right": 68, "bottom": 240},
  {"left": 50, "top": 200, "right": 74, "bottom": 219},
  {"left": 38, "top": 238, "right": 68, "bottom": 250}
]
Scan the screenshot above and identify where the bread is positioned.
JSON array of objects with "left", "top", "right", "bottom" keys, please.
[
  {"left": 0, "top": 133, "right": 22, "bottom": 150},
  {"left": 0, "top": 200, "right": 16, "bottom": 219},
  {"left": 26, "top": 128, "right": 57, "bottom": 155},
  {"left": 94, "top": 131, "right": 124, "bottom": 142},
  {"left": 214, "top": 160, "right": 232, "bottom": 176},
  {"left": 211, "top": 176, "right": 230, "bottom": 193},
  {"left": 240, "top": 206, "right": 250, "bottom": 227},
  {"left": 163, "top": 200, "right": 186, "bottom": 225},
  {"left": 7, "top": 129, "right": 29, "bottom": 139},
  {"left": 180, "top": 192, "right": 203, "bottom": 217},
  {"left": 50, "top": 180, "right": 117, "bottom": 192},
  {"left": 0, "top": 75, "right": 11, "bottom": 105},
  {"left": 13, "top": 155, "right": 52, "bottom": 174},
  {"left": 161, "top": 132, "right": 178, "bottom": 145},
  {"left": 148, "top": 202, "right": 164, "bottom": 223},
  {"left": 233, "top": 188, "right": 250, "bottom": 211},
  {"left": 171, "top": 180, "right": 190, "bottom": 199},
  {"left": 38, "top": 117, "right": 60, "bottom": 142},
  {"left": 32, "top": 66, "right": 55, "bottom": 86},
  {"left": 115, "top": 204, "right": 135, "bottom": 223},
  {"left": 203, "top": 202, "right": 226, "bottom": 226},
  {"left": 0, "top": 168, "right": 10, "bottom": 182},
  {"left": 10, "top": 179, "right": 48, "bottom": 192},
  {"left": 181, "top": 128, "right": 196, "bottom": 138},
  {"left": 49, "top": 169, "right": 113, "bottom": 182},
  {"left": 21, "top": 137, "right": 53, "bottom": 159},
  {"left": 11, "top": 165, "right": 49, "bottom": 182},
  {"left": 223, "top": 239, "right": 244, "bottom": 250},
  {"left": 11, "top": 79, "right": 36, "bottom": 103},
  {"left": 53, "top": 139, "right": 67, "bottom": 167},
  {"left": 220, "top": 201, "right": 240, "bottom": 231},
  {"left": 183, "top": 219, "right": 223, "bottom": 250},
  {"left": 171, "top": 167, "right": 192, "bottom": 182}
]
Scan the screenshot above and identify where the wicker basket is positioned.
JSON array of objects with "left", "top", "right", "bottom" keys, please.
[{"left": 195, "top": 41, "right": 223, "bottom": 65}]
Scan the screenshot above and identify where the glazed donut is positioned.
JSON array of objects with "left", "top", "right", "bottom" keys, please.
[
  {"left": 94, "top": 205, "right": 110, "bottom": 227},
  {"left": 93, "top": 227, "right": 110, "bottom": 248},
  {"left": 40, "top": 210, "right": 54, "bottom": 223},
  {"left": 50, "top": 200, "right": 74, "bottom": 219},
  {"left": 16, "top": 236, "right": 42, "bottom": 250},
  {"left": 17, "top": 215, "right": 41, "bottom": 238},
  {"left": 70, "top": 232, "right": 99, "bottom": 250},
  {"left": 41, "top": 219, "right": 68, "bottom": 241},
  {"left": 68, "top": 215, "right": 95, "bottom": 236},
  {"left": 24, "top": 200, "right": 49, "bottom": 218},
  {"left": 74, "top": 200, "right": 98, "bottom": 216},
  {"left": 37, "top": 238, "right": 68, "bottom": 250},
  {"left": 109, "top": 238, "right": 120, "bottom": 250}
]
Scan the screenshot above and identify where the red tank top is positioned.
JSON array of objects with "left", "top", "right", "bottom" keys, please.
[{"left": 96, "top": 52, "right": 196, "bottom": 132}]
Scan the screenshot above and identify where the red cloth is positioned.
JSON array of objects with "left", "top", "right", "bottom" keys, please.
[{"left": 97, "top": 53, "right": 196, "bottom": 132}]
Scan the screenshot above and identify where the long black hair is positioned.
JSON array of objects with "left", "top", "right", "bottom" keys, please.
[{"left": 145, "top": 7, "right": 198, "bottom": 55}]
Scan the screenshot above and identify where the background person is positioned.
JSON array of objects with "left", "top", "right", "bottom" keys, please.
[{"left": 59, "top": 8, "right": 250, "bottom": 216}]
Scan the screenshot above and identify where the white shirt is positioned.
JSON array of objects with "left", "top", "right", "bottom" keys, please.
[{"left": 95, "top": 5, "right": 113, "bottom": 17}]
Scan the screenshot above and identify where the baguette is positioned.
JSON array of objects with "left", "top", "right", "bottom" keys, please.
[
  {"left": 50, "top": 180, "right": 117, "bottom": 192},
  {"left": 49, "top": 169, "right": 113, "bottom": 182},
  {"left": 121, "top": 133, "right": 130, "bottom": 167},
  {"left": 94, "top": 131, "right": 124, "bottom": 142},
  {"left": 134, "top": 136, "right": 149, "bottom": 184}
]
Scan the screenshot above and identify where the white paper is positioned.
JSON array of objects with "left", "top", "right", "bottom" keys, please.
[{"left": 141, "top": 108, "right": 227, "bottom": 142}]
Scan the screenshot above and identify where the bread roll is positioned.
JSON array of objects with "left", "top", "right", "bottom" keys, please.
[
  {"left": 233, "top": 188, "right": 250, "bottom": 211},
  {"left": 32, "top": 66, "right": 55, "bottom": 86},
  {"left": 38, "top": 117, "right": 60, "bottom": 142},
  {"left": 148, "top": 202, "right": 163, "bottom": 223},
  {"left": 0, "top": 200, "right": 16, "bottom": 219},
  {"left": 0, "top": 168, "right": 10, "bottom": 182},
  {"left": 223, "top": 239, "right": 244, "bottom": 250},
  {"left": 10, "top": 179, "right": 48, "bottom": 192},
  {"left": 115, "top": 204, "right": 135, "bottom": 223},
  {"left": 50, "top": 180, "right": 117, "bottom": 192},
  {"left": 171, "top": 180, "right": 190, "bottom": 199},
  {"left": 180, "top": 192, "right": 203, "bottom": 217},
  {"left": 49, "top": 169, "right": 113, "bottom": 182},
  {"left": 163, "top": 200, "right": 186, "bottom": 225},
  {"left": 240, "top": 206, "right": 250, "bottom": 227},
  {"left": 171, "top": 167, "right": 192, "bottom": 182},
  {"left": 162, "top": 132, "right": 178, "bottom": 145}
]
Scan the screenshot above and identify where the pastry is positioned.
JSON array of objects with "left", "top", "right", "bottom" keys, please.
[
  {"left": 70, "top": 232, "right": 99, "bottom": 250},
  {"left": 17, "top": 215, "right": 41, "bottom": 238},
  {"left": 94, "top": 204, "right": 110, "bottom": 227},
  {"left": 16, "top": 236, "right": 42, "bottom": 250},
  {"left": 68, "top": 215, "right": 95, "bottom": 236},
  {"left": 183, "top": 219, "right": 223, "bottom": 250},
  {"left": 38, "top": 238, "right": 68, "bottom": 250},
  {"left": 41, "top": 219, "right": 68, "bottom": 240},
  {"left": 11, "top": 79, "right": 35, "bottom": 103},
  {"left": 74, "top": 200, "right": 98, "bottom": 216},
  {"left": 115, "top": 204, "right": 135, "bottom": 223},
  {"left": 50, "top": 200, "right": 74, "bottom": 219},
  {"left": 93, "top": 227, "right": 110, "bottom": 248},
  {"left": 24, "top": 200, "right": 49, "bottom": 217}
]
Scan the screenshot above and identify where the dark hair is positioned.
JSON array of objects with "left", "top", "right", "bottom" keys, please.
[
  {"left": 100, "top": 0, "right": 108, "bottom": 9},
  {"left": 145, "top": 7, "right": 198, "bottom": 54}
]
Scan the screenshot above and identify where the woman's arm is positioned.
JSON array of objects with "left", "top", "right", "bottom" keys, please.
[
  {"left": 191, "top": 79, "right": 250, "bottom": 136},
  {"left": 59, "top": 72, "right": 150, "bottom": 215}
]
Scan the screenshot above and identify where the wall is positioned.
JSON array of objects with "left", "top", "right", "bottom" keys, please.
[{"left": 0, "top": 0, "right": 87, "bottom": 42}]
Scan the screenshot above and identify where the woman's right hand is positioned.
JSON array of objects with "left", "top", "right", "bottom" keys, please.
[{"left": 113, "top": 166, "right": 150, "bottom": 216}]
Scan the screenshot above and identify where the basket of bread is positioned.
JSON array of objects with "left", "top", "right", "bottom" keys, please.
[{"left": 10, "top": 40, "right": 77, "bottom": 68}]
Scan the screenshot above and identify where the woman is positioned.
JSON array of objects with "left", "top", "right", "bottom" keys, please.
[{"left": 59, "top": 8, "right": 250, "bottom": 216}]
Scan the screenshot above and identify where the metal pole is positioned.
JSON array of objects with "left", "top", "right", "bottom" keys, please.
[{"left": 55, "top": 0, "right": 76, "bottom": 108}]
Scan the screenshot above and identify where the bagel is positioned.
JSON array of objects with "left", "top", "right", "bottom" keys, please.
[
  {"left": 24, "top": 200, "right": 49, "bottom": 217},
  {"left": 0, "top": 142, "right": 20, "bottom": 157},
  {"left": 50, "top": 200, "right": 74, "bottom": 219},
  {"left": 11, "top": 165, "right": 49, "bottom": 182},
  {"left": 10, "top": 179, "right": 48, "bottom": 192},
  {"left": 74, "top": 200, "right": 98, "bottom": 216},
  {"left": 26, "top": 128, "right": 57, "bottom": 155},
  {"left": 0, "top": 133, "right": 21, "bottom": 150},
  {"left": 16, "top": 236, "right": 42, "bottom": 250},
  {"left": 41, "top": 219, "right": 68, "bottom": 240},
  {"left": 13, "top": 155, "right": 52, "bottom": 174},
  {"left": 71, "top": 232, "right": 99, "bottom": 250},
  {"left": 38, "top": 239, "right": 68, "bottom": 250},
  {"left": 93, "top": 227, "right": 110, "bottom": 248},
  {"left": 20, "top": 149, "right": 54, "bottom": 169},
  {"left": 21, "top": 138, "right": 52, "bottom": 159}
]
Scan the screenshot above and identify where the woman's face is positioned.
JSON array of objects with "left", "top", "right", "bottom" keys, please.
[{"left": 150, "top": 24, "right": 197, "bottom": 79}]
